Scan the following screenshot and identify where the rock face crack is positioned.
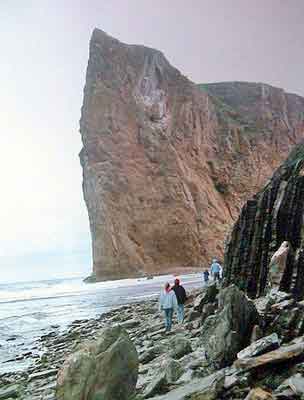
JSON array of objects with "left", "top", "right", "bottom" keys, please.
[{"left": 80, "top": 29, "right": 304, "bottom": 280}]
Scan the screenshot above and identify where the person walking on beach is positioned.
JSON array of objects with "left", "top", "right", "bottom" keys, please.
[
  {"left": 172, "top": 278, "right": 187, "bottom": 324},
  {"left": 210, "top": 258, "right": 222, "bottom": 282},
  {"left": 203, "top": 269, "right": 209, "bottom": 284},
  {"left": 159, "top": 282, "right": 178, "bottom": 332}
]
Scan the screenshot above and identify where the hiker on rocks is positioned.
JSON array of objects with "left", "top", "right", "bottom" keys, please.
[
  {"left": 203, "top": 269, "right": 209, "bottom": 284},
  {"left": 210, "top": 258, "right": 222, "bottom": 282},
  {"left": 172, "top": 278, "right": 187, "bottom": 323},
  {"left": 159, "top": 282, "right": 178, "bottom": 332}
]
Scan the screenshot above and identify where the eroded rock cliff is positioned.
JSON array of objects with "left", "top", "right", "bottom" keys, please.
[
  {"left": 225, "top": 143, "right": 304, "bottom": 298},
  {"left": 80, "top": 29, "right": 304, "bottom": 280}
]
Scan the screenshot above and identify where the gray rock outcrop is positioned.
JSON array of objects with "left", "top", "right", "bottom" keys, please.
[
  {"left": 56, "top": 325, "right": 138, "bottom": 400},
  {"left": 201, "top": 285, "right": 259, "bottom": 367}
]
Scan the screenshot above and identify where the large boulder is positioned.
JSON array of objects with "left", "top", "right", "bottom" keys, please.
[
  {"left": 201, "top": 285, "right": 259, "bottom": 367},
  {"left": 56, "top": 325, "right": 138, "bottom": 400}
]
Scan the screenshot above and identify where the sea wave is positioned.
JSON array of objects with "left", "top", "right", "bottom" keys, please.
[{"left": 0, "top": 274, "right": 201, "bottom": 304}]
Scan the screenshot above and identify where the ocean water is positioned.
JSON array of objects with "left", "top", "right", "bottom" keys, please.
[{"left": 0, "top": 273, "right": 203, "bottom": 373}]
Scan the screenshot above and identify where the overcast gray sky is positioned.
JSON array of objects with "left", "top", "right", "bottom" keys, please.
[{"left": 0, "top": 1, "right": 303, "bottom": 282}]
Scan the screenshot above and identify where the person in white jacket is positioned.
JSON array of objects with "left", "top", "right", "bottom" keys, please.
[{"left": 159, "top": 282, "right": 178, "bottom": 332}]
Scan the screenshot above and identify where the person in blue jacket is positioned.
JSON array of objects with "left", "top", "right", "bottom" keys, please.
[
  {"left": 159, "top": 282, "right": 178, "bottom": 332},
  {"left": 210, "top": 258, "right": 222, "bottom": 281}
]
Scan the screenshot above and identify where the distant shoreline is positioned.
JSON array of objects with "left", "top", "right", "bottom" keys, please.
[{"left": 84, "top": 266, "right": 204, "bottom": 283}]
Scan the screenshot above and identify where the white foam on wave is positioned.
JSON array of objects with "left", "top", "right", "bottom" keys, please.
[{"left": 0, "top": 273, "right": 202, "bottom": 304}]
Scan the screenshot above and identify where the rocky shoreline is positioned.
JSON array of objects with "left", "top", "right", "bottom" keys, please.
[
  {"left": 0, "top": 294, "right": 157, "bottom": 399},
  {"left": 3, "top": 282, "right": 304, "bottom": 399}
]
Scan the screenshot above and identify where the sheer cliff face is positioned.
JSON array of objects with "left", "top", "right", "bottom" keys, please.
[
  {"left": 80, "top": 29, "right": 304, "bottom": 281},
  {"left": 224, "top": 143, "right": 304, "bottom": 299}
]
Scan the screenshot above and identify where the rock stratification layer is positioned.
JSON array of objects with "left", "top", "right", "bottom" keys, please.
[
  {"left": 225, "top": 143, "right": 304, "bottom": 298},
  {"left": 80, "top": 29, "right": 304, "bottom": 280}
]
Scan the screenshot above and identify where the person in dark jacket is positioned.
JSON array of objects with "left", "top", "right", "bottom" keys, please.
[
  {"left": 203, "top": 269, "right": 209, "bottom": 284},
  {"left": 171, "top": 278, "right": 187, "bottom": 323}
]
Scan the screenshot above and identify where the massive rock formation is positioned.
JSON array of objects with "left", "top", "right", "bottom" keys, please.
[
  {"left": 80, "top": 28, "right": 304, "bottom": 280},
  {"left": 224, "top": 143, "right": 304, "bottom": 299}
]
